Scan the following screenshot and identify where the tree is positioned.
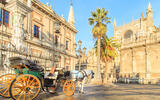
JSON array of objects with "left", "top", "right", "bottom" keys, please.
[
  {"left": 88, "top": 8, "right": 111, "bottom": 79},
  {"left": 95, "top": 36, "right": 120, "bottom": 82},
  {"left": 100, "top": 36, "right": 120, "bottom": 63}
]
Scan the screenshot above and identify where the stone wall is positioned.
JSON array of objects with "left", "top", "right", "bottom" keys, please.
[{"left": 119, "top": 33, "right": 160, "bottom": 84}]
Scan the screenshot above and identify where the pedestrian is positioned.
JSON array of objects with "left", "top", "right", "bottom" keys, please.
[{"left": 101, "top": 69, "right": 104, "bottom": 84}]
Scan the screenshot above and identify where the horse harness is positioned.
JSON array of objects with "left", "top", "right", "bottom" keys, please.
[{"left": 80, "top": 70, "right": 88, "bottom": 79}]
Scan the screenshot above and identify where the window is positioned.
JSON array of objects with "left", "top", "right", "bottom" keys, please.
[
  {"left": 0, "top": 8, "right": 9, "bottom": 26},
  {"left": 66, "top": 40, "right": 69, "bottom": 50},
  {"left": 124, "top": 30, "right": 133, "bottom": 39},
  {"left": 34, "top": 25, "right": 39, "bottom": 38},
  {"left": 55, "top": 21, "right": 60, "bottom": 33},
  {"left": 55, "top": 35, "right": 58, "bottom": 45}
]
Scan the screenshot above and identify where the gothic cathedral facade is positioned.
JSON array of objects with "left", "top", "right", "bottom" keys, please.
[{"left": 114, "top": 3, "right": 160, "bottom": 84}]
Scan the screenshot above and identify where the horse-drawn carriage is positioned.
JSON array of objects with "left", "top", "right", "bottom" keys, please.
[{"left": 0, "top": 57, "right": 75, "bottom": 100}]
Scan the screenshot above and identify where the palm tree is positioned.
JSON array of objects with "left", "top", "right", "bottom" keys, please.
[
  {"left": 95, "top": 36, "right": 120, "bottom": 82},
  {"left": 100, "top": 36, "right": 120, "bottom": 63},
  {"left": 88, "top": 8, "right": 111, "bottom": 78}
]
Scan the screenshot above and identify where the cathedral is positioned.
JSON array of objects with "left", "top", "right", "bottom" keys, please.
[{"left": 114, "top": 3, "right": 160, "bottom": 84}]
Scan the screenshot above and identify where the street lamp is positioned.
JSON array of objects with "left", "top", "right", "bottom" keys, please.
[
  {"left": 74, "top": 43, "right": 77, "bottom": 50},
  {"left": 78, "top": 40, "right": 82, "bottom": 51},
  {"left": 83, "top": 47, "right": 86, "bottom": 54},
  {"left": 74, "top": 40, "right": 86, "bottom": 71},
  {"left": 78, "top": 40, "right": 82, "bottom": 71}
]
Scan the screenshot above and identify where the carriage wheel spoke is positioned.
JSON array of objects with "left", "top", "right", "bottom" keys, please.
[
  {"left": 0, "top": 81, "right": 8, "bottom": 84},
  {"left": 13, "top": 84, "right": 23, "bottom": 89},
  {"left": 18, "top": 79, "right": 25, "bottom": 87},
  {"left": 0, "top": 87, "right": 7, "bottom": 92},
  {"left": 27, "top": 76, "right": 31, "bottom": 86},
  {"left": 13, "top": 89, "right": 22, "bottom": 96},
  {"left": 17, "top": 91, "right": 24, "bottom": 100},
  {"left": 31, "top": 81, "right": 39, "bottom": 87},
  {"left": 23, "top": 91, "right": 26, "bottom": 100},
  {"left": 2, "top": 87, "right": 8, "bottom": 95},
  {"left": 8, "top": 89, "right": 10, "bottom": 96},
  {"left": 28, "top": 91, "right": 31, "bottom": 100},
  {"left": 28, "top": 79, "right": 35, "bottom": 86},
  {"left": 21, "top": 77, "right": 27, "bottom": 86},
  {"left": 0, "top": 85, "right": 5, "bottom": 87},
  {"left": 33, "top": 86, "right": 40, "bottom": 88}
]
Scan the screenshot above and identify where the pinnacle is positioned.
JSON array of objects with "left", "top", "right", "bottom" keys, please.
[
  {"left": 68, "top": 1, "right": 75, "bottom": 25},
  {"left": 148, "top": 2, "right": 152, "bottom": 10}
]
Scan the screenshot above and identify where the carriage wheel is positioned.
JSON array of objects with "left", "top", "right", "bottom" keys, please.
[
  {"left": 0, "top": 74, "right": 16, "bottom": 98},
  {"left": 9, "top": 74, "right": 41, "bottom": 100},
  {"left": 63, "top": 80, "right": 75, "bottom": 96}
]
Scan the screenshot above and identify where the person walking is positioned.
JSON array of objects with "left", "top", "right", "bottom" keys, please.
[{"left": 101, "top": 69, "right": 104, "bottom": 84}]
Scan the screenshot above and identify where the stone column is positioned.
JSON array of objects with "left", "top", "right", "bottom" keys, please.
[
  {"left": 6, "top": 0, "right": 32, "bottom": 51},
  {"left": 27, "top": 0, "right": 32, "bottom": 40},
  {"left": 132, "top": 48, "right": 136, "bottom": 76},
  {"left": 61, "top": 55, "right": 65, "bottom": 68},
  {"left": 144, "top": 40, "right": 151, "bottom": 84},
  {"left": 12, "top": 13, "right": 25, "bottom": 51},
  {"left": 27, "top": 0, "right": 31, "bottom": 7},
  {"left": 145, "top": 46, "right": 151, "bottom": 78}
]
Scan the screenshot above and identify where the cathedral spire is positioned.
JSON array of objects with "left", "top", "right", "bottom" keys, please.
[
  {"left": 141, "top": 12, "right": 143, "bottom": 18},
  {"left": 146, "top": 2, "right": 154, "bottom": 31},
  {"left": 146, "top": 2, "right": 153, "bottom": 17},
  {"left": 113, "top": 19, "right": 116, "bottom": 31},
  {"left": 113, "top": 19, "right": 117, "bottom": 37},
  {"left": 148, "top": 2, "right": 152, "bottom": 10},
  {"left": 113, "top": 19, "right": 116, "bottom": 27},
  {"left": 141, "top": 12, "right": 144, "bottom": 20},
  {"left": 68, "top": 0, "right": 75, "bottom": 25}
]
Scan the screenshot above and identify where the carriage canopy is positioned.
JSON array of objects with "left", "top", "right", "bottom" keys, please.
[{"left": 9, "top": 57, "right": 44, "bottom": 72}]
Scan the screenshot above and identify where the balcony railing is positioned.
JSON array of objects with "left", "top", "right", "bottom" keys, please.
[
  {"left": 120, "top": 32, "right": 160, "bottom": 49},
  {"left": 0, "top": 28, "right": 75, "bottom": 60}
]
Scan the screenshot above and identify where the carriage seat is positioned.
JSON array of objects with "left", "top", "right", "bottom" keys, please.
[{"left": 9, "top": 57, "right": 44, "bottom": 72}]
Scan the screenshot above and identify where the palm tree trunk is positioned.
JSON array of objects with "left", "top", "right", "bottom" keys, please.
[
  {"left": 97, "top": 36, "right": 101, "bottom": 79},
  {"left": 105, "top": 62, "right": 108, "bottom": 82}
]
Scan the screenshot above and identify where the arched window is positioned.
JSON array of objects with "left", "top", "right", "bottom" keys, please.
[{"left": 124, "top": 30, "right": 133, "bottom": 39}]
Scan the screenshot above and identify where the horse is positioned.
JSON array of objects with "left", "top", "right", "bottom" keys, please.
[{"left": 69, "top": 70, "right": 94, "bottom": 94}]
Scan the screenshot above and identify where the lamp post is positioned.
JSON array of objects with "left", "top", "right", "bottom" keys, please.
[
  {"left": 83, "top": 47, "right": 86, "bottom": 54},
  {"left": 78, "top": 40, "right": 82, "bottom": 71},
  {"left": 74, "top": 40, "right": 86, "bottom": 71}
]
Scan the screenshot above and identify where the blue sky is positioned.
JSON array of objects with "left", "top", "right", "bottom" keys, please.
[{"left": 40, "top": 0, "right": 160, "bottom": 50}]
